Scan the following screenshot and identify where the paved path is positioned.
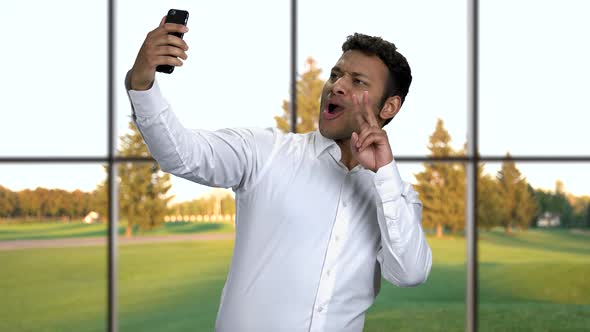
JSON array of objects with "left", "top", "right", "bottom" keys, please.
[{"left": 0, "top": 233, "right": 235, "bottom": 251}]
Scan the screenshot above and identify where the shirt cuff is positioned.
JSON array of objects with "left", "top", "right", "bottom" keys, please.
[
  {"left": 374, "top": 159, "right": 404, "bottom": 202},
  {"left": 127, "top": 80, "right": 169, "bottom": 119}
]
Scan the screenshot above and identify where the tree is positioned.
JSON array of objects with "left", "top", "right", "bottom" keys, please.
[
  {"left": 90, "top": 181, "right": 108, "bottom": 222},
  {"left": 220, "top": 195, "right": 236, "bottom": 215},
  {"left": 414, "top": 119, "right": 465, "bottom": 237},
  {"left": 117, "top": 121, "right": 173, "bottom": 237},
  {"left": 0, "top": 185, "right": 18, "bottom": 218},
  {"left": 496, "top": 154, "right": 538, "bottom": 234},
  {"left": 477, "top": 166, "right": 504, "bottom": 231},
  {"left": 275, "top": 57, "right": 324, "bottom": 133},
  {"left": 534, "top": 181, "right": 575, "bottom": 228}
]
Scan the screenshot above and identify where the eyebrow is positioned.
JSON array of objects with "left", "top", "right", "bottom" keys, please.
[
  {"left": 331, "top": 66, "right": 371, "bottom": 80},
  {"left": 351, "top": 71, "right": 370, "bottom": 80}
]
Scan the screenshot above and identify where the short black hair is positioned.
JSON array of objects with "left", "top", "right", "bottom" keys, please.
[{"left": 342, "top": 33, "right": 412, "bottom": 126}]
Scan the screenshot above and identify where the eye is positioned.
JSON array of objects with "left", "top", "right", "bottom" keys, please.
[
  {"left": 329, "top": 72, "right": 338, "bottom": 81},
  {"left": 354, "top": 79, "right": 366, "bottom": 86}
]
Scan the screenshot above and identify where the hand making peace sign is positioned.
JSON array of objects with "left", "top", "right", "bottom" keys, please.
[{"left": 350, "top": 91, "right": 394, "bottom": 172}]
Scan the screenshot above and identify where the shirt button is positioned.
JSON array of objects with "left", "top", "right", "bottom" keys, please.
[
  {"left": 342, "top": 201, "right": 348, "bottom": 207},
  {"left": 317, "top": 306, "right": 324, "bottom": 313},
  {"left": 334, "top": 236, "right": 340, "bottom": 242},
  {"left": 326, "top": 270, "right": 331, "bottom": 276}
]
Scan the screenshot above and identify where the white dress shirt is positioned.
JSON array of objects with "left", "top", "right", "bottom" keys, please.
[{"left": 127, "top": 80, "right": 432, "bottom": 332}]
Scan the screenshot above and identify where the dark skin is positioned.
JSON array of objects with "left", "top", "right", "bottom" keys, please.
[
  {"left": 129, "top": 19, "right": 401, "bottom": 173},
  {"left": 319, "top": 50, "right": 402, "bottom": 172}
]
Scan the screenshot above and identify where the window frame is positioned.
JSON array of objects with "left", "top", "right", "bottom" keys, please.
[{"left": 2, "top": 1, "right": 590, "bottom": 331}]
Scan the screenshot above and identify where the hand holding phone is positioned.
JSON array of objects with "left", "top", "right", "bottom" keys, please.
[
  {"left": 129, "top": 9, "right": 190, "bottom": 90},
  {"left": 156, "top": 9, "right": 190, "bottom": 74}
]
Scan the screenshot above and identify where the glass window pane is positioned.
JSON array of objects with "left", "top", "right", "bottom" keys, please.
[
  {"left": 367, "top": 162, "right": 466, "bottom": 331},
  {"left": 116, "top": 0, "right": 290, "bottom": 156},
  {"left": 478, "top": 162, "right": 590, "bottom": 331},
  {"left": 0, "top": 164, "right": 107, "bottom": 331},
  {"left": 0, "top": 2, "right": 107, "bottom": 157},
  {"left": 116, "top": 161, "right": 234, "bottom": 331},
  {"left": 480, "top": 0, "right": 590, "bottom": 156},
  {"left": 299, "top": 0, "right": 468, "bottom": 156}
]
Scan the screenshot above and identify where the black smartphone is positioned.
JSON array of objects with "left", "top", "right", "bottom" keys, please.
[{"left": 156, "top": 9, "right": 189, "bottom": 74}]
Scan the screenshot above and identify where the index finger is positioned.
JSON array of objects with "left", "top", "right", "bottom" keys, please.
[
  {"left": 352, "top": 94, "right": 370, "bottom": 131},
  {"left": 361, "top": 91, "right": 380, "bottom": 127},
  {"left": 163, "top": 23, "right": 189, "bottom": 34}
]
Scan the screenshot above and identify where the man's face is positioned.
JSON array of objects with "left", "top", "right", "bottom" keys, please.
[{"left": 319, "top": 50, "right": 389, "bottom": 141}]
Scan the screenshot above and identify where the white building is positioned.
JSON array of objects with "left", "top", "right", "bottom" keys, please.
[{"left": 537, "top": 212, "right": 560, "bottom": 227}]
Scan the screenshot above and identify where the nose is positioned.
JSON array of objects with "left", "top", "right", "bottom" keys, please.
[{"left": 331, "top": 76, "right": 348, "bottom": 96}]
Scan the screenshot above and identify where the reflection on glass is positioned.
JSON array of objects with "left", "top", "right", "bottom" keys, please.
[
  {"left": 0, "top": 164, "right": 107, "bottom": 331},
  {"left": 478, "top": 162, "right": 590, "bottom": 331},
  {"left": 0, "top": 1, "right": 107, "bottom": 156}
]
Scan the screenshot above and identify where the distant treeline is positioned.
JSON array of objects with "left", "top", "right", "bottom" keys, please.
[
  {"left": 0, "top": 184, "right": 237, "bottom": 223},
  {"left": 414, "top": 119, "right": 590, "bottom": 236},
  {"left": 169, "top": 193, "right": 236, "bottom": 217},
  {"left": 534, "top": 184, "right": 590, "bottom": 228},
  {"left": 0, "top": 185, "right": 101, "bottom": 221}
]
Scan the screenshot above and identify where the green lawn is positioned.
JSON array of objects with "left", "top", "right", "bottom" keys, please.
[
  {"left": 0, "top": 221, "right": 235, "bottom": 241},
  {"left": 0, "top": 229, "right": 589, "bottom": 331}
]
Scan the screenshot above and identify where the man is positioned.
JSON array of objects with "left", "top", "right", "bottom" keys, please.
[{"left": 127, "top": 17, "right": 432, "bottom": 332}]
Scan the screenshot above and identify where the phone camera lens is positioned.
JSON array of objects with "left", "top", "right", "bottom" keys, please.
[{"left": 170, "top": 9, "right": 176, "bottom": 15}]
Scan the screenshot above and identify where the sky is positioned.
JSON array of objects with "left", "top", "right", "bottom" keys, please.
[{"left": 1, "top": 0, "right": 589, "bottom": 203}]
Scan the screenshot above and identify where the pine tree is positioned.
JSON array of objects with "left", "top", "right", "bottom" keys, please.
[
  {"left": 275, "top": 57, "right": 324, "bottom": 133},
  {"left": 497, "top": 153, "right": 538, "bottom": 234},
  {"left": 477, "top": 164, "right": 504, "bottom": 231},
  {"left": 117, "top": 121, "right": 173, "bottom": 237},
  {"left": 415, "top": 119, "right": 465, "bottom": 237},
  {"left": 515, "top": 184, "right": 539, "bottom": 230}
]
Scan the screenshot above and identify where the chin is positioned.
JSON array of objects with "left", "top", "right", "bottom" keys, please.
[{"left": 319, "top": 126, "right": 351, "bottom": 141}]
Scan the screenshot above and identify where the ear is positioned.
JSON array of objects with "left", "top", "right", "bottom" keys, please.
[{"left": 379, "top": 95, "right": 402, "bottom": 122}]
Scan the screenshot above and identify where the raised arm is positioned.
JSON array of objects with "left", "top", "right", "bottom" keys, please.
[
  {"left": 350, "top": 91, "right": 432, "bottom": 286},
  {"left": 125, "top": 17, "right": 276, "bottom": 191}
]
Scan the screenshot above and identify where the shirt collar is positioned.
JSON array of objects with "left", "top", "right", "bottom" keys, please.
[
  {"left": 313, "top": 130, "right": 338, "bottom": 158},
  {"left": 313, "top": 130, "right": 369, "bottom": 172}
]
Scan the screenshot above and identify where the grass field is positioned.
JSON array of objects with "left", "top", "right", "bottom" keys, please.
[
  {"left": 0, "top": 227, "right": 589, "bottom": 331},
  {"left": 0, "top": 221, "right": 235, "bottom": 241}
]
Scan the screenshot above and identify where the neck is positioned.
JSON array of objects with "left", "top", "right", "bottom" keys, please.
[{"left": 335, "top": 138, "right": 359, "bottom": 170}]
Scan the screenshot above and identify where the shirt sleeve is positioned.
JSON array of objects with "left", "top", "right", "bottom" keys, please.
[
  {"left": 125, "top": 74, "right": 277, "bottom": 192},
  {"left": 374, "top": 159, "right": 433, "bottom": 287}
]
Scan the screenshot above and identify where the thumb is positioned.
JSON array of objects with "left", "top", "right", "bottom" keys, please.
[{"left": 159, "top": 15, "right": 167, "bottom": 27}]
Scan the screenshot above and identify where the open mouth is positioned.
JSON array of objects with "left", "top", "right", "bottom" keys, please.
[
  {"left": 327, "top": 103, "right": 344, "bottom": 114},
  {"left": 323, "top": 102, "right": 345, "bottom": 120}
]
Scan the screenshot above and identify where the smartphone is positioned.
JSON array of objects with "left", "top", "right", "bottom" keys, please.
[{"left": 156, "top": 9, "right": 189, "bottom": 74}]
